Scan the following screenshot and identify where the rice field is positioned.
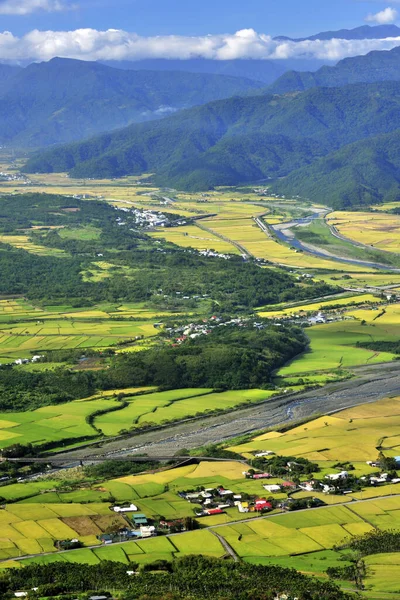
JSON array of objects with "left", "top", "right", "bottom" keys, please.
[
  {"left": 327, "top": 211, "right": 400, "bottom": 253},
  {"left": 229, "top": 396, "right": 400, "bottom": 468},
  {"left": 95, "top": 388, "right": 272, "bottom": 435},
  {"left": 149, "top": 225, "right": 239, "bottom": 254},
  {"left": 0, "top": 315, "right": 159, "bottom": 360},
  {"left": 362, "top": 553, "right": 400, "bottom": 593},
  {"left": 0, "top": 388, "right": 272, "bottom": 448},
  {"left": 277, "top": 306, "right": 400, "bottom": 375},
  {"left": 0, "top": 235, "right": 66, "bottom": 256},
  {"left": 258, "top": 293, "right": 382, "bottom": 318}
]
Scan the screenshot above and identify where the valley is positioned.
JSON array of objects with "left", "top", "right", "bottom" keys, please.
[{"left": 2, "top": 20, "right": 400, "bottom": 598}]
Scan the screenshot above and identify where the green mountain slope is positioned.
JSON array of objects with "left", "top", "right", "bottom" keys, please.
[
  {"left": 0, "top": 57, "right": 262, "bottom": 147},
  {"left": 272, "top": 129, "right": 400, "bottom": 207},
  {"left": 23, "top": 81, "right": 400, "bottom": 203},
  {"left": 269, "top": 45, "right": 400, "bottom": 94}
]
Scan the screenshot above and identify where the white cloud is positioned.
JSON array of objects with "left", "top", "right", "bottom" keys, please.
[
  {"left": 365, "top": 7, "right": 398, "bottom": 24},
  {"left": 2, "top": 27, "right": 400, "bottom": 62},
  {"left": 0, "top": 0, "right": 76, "bottom": 15}
]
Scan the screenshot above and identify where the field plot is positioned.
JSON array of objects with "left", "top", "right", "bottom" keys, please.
[
  {"left": 258, "top": 293, "right": 382, "bottom": 318},
  {"left": 278, "top": 313, "right": 398, "bottom": 376},
  {"left": 215, "top": 504, "right": 367, "bottom": 561},
  {"left": 0, "top": 316, "right": 158, "bottom": 360},
  {"left": 363, "top": 553, "right": 400, "bottom": 593},
  {"left": 0, "top": 235, "right": 66, "bottom": 256},
  {"left": 149, "top": 225, "right": 239, "bottom": 254},
  {"left": 327, "top": 211, "right": 400, "bottom": 253},
  {"left": 95, "top": 389, "right": 270, "bottom": 435},
  {"left": 0, "top": 503, "right": 118, "bottom": 559},
  {"left": 0, "top": 397, "right": 121, "bottom": 447},
  {"left": 229, "top": 396, "right": 400, "bottom": 467}
]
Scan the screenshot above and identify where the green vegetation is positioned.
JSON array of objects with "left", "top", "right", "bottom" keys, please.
[
  {"left": 23, "top": 80, "right": 400, "bottom": 207},
  {"left": 269, "top": 44, "right": 400, "bottom": 94},
  {"left": 0, "top": 555, "right": 352, "bottom": 599}
]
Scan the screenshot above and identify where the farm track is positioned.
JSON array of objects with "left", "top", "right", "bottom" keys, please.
[{"left": 52, "top": 361, "right": 400, "bottom": 461}]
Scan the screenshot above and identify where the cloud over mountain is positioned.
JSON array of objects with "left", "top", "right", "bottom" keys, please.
[{"left": 1, "top": 27, "right": 400, "bottom": 62}]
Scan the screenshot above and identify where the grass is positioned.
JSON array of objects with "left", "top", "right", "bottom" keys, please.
[{"left": 258, "top": 293, "right": 383, "bottom": 318}]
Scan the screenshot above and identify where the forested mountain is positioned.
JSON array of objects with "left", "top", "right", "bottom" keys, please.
[
  {"left": 274, "top": 23, "right": 400, "bottom": 42},
  {"left": 272, "top": 129, "right": 400, "bottom": 206},
  {"left": 0, "top": 57, "right": 263, "bottom": 147},
  {"left": 23, "top": 80, "right": 400, "bottom": 206},
  {"left": 269, "top": 45, "right": 400, "bottom": 94}
]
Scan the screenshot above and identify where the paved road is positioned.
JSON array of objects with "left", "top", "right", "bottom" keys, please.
[{"left": 51, "top": 361, "right": 400, "bottom": 461}]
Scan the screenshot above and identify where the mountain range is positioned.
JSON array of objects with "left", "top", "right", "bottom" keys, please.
[
  {"left": 23, "top": 80, "right": 400, "bottom": 207},
  {"left": 269, "top": 44, "right": 400, "bottom": 94},
  {"left": 0, "top": 58, "right": 263, "bottom": 147},
  {"left": 14, "top": 23, "right": 400, "bottom": 207},
  {"left": 273, "top": 24, "right": 400, "bottom": 42}
]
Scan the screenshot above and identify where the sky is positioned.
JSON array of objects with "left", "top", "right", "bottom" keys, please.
[{"left": 2, "top": 0, "right": 400, "bottom": 62}]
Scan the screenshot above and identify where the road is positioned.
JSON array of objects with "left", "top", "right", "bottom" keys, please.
[{"left": 51, "top": 361, "right": 400, "bottom": 461}]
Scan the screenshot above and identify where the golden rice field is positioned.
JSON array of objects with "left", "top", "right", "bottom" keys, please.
[
  {"left": 327, "top": 211, "right": 400, "bottom": 253},
  {"left": 229, "top": 396, "right": 400, "bottom": 468},
  {"left": 0, "top": 235, "right": 66, "bottom": 256},
  {"left": 0, "top": 317, "right": 158, "bottom": 361},
  {"left": 257, "top": 293, "right": 382, "bottom": 318},
  {"left": 149, "top": 225, "right": 239, "bottom": 254},
  {"left": 0, "top": 502, "right": 116, "bottom": 560}
]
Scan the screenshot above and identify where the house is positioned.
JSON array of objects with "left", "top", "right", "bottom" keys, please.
[
  {"left": 263, "top": 484, "right": 281, "bottom": 493},
  {"left": 255, "top": 500, "right": 273, "bottom": 512},
  {"left": 281, "top": 481, "right": 296, "bottom": 489},
  {"left": 299, "top": 482, "right": 314, "bottom": 492},
  {"left": 237, "top": 502, "right": 249, "bottom": 513},
  {"left": 133, "top": 513, "right": 148, "bottom": 526},
  {"left": 112, "top": 503, "right": 138, "bottom": 513},
  {"left": 14, "top": 593, "right": 28, "bottom": 598},
  {"left": 206, "top": 508, "right": 224, "bottom": 515},
  {"left": 254, "top": 451, "right": 275, "bottom": 458},
  {"left": 325, "top": 471, "right": 348, "bottom": 481},
  {"left": 140, "top": 525, "right": 156, "bottom": 538}
]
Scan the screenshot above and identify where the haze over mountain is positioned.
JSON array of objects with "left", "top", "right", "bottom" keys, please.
[
  {"left": 23, "top": 80, "right": 400, "bottom": 207},
  {"left": 269, "top": 44, "right": 400, "bottom": 94},
  {"left": 0, "top": 58, "right": 263, "bottom": 147},
  {"left": 101, "top": 58, "right": 331, "bottom": 85}
]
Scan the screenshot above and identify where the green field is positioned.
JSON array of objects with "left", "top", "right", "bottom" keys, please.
[
  {"left": 278, "top": 316, "right": 398, "bottom": 376},
  {"left": 0, "top": 388, "right": 273, "bottom": 449}
]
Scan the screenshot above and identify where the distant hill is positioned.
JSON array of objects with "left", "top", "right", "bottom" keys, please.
[
  {"left": 0, "top": 57, "right": 263, "bottom": 147},
  {"left": 269, "top": 45, "right": 400, "bottom": 94},
  {"left": 23, "top": 81, "right": 400, "bottom": 207},
  {"left": 274, "top": 24, "right": 400, "bottom": 42},
  {"left": 0, "top": 64, "right": 22, "bottom": 95},
  {"left": 101, "top": 58, "right": 330, "bottom": 84}
]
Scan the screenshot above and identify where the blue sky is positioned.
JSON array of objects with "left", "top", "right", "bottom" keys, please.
[
  {"left": 1, "top": 0, "right": 400, "bottom": 62},
  {"left": 1, "top": 0, "right": 398, "bottom": 37}
]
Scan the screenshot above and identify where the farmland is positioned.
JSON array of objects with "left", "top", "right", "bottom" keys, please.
[
  {"left": 327, "top": 211, "right": 400, "bottom": 253},
  {"left": 0, "top": 388, "right": 275, "bottom": 448},
  {"left": 229, "top": 395, "right": 400, "bottom": 469}
]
